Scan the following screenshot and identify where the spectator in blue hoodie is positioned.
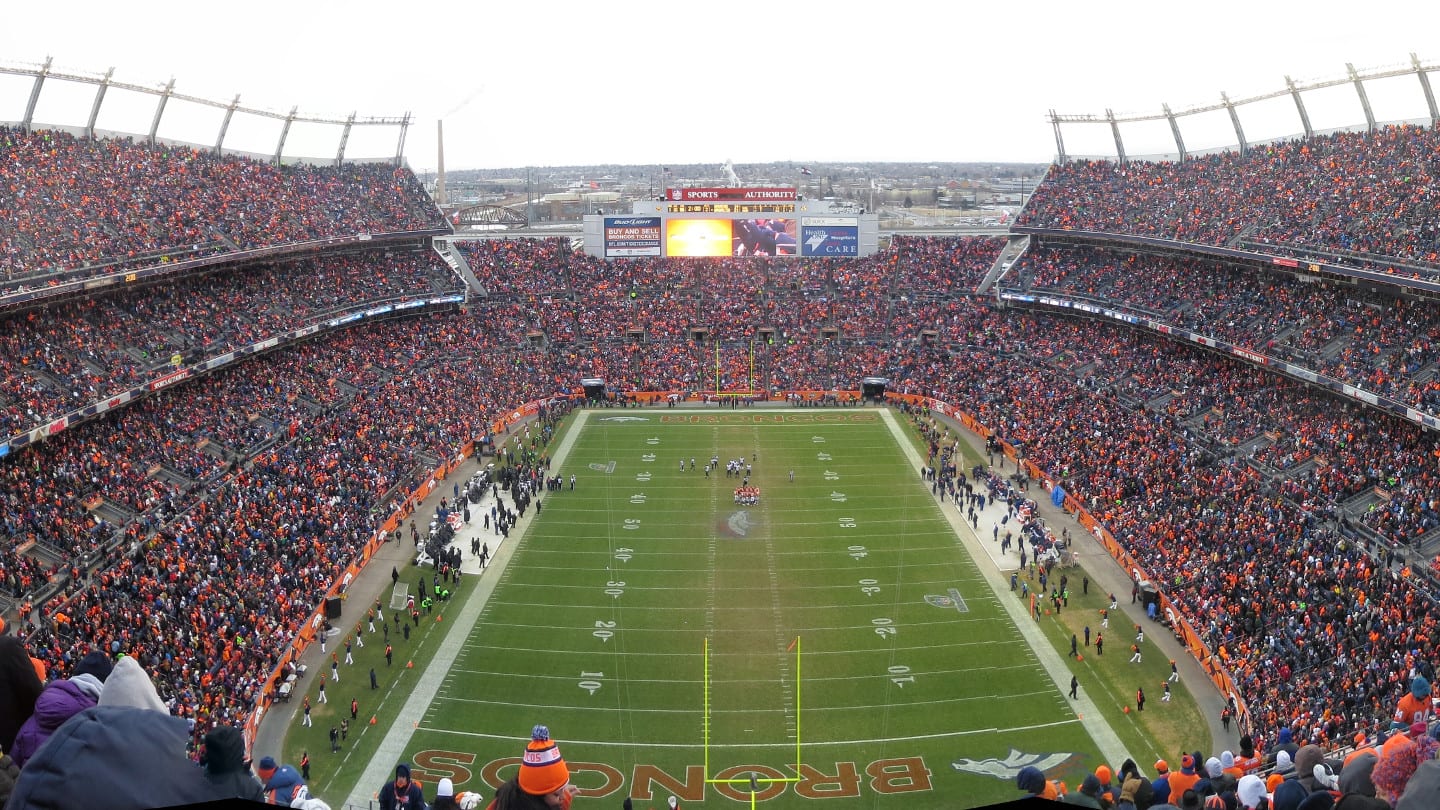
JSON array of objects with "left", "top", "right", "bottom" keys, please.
[
  {"left": 1269, "top": 727, "right": 1300, "bottom": 766},
  {"left": 1151, "top": 760, "right": 1173, "bottom": 806},
  {"left": 379, "top": 763, "right": 427, "bottom": 810}
]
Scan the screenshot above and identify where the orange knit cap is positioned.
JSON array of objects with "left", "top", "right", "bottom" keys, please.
[
  {"left": 1095, "top": 765, "right": 1113, "bottom": 785},
  {"left": 518, "top": 725, "right": 569, "bottom": 796}
]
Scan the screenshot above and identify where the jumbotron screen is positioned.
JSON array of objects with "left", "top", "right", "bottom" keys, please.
[{"left": 665, "top": 218, "right": 797, "bottom": 257}]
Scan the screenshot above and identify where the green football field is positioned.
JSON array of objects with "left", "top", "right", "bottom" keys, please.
[{"left": 375, "top": 408, "right": 1110, "bottom": 808}]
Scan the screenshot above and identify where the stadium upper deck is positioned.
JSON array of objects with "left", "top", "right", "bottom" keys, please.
[
  {"left": 1017, "top": 123, "right": 1440, "bottom": 275},
  {"left": 0, "top": 126, "right": 448, "bottom": 296}
]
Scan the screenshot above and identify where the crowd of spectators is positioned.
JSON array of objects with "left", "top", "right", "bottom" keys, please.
[
  {"left": 0, "top": 249, "right": 459, "bottom": 436},
  {"left": 456, "top": 236, "right": 1004, "bottom": 348},
  {"left": 8, "top": 310, "right": 580, "bottom": 743},
  {"left": 0, "top": 127, "right": 446, "bottom": 292},
  {"left": 0, "top": 246, "right": 1437, "bottom": 769},
  {"left": 1013, "top": 244, "right": 1440, "bottom": 416},
  {"left": 1017, "top": 123, "right": 1440, "bottom": 275},
  {"left": 10, "top": 122, "right": 1440, "bottom": 776},
  {"left": 881, "top": 299, "right": 1440, "bottom": 748}
]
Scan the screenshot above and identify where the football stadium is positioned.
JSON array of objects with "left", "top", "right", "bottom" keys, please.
[{"left": 4, "top": 50, "right": 1440, "bottom": 810}]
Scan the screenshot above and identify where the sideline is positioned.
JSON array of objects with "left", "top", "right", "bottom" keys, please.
[
  {"left": 877, "top": 408, "right": 1132, "bottom": 767},
  {"left": 915, "top": 405, "right": 1237, "bottom": 757},
  {"left": 341, "top": 411, "right": 591, "bottom": 808}
]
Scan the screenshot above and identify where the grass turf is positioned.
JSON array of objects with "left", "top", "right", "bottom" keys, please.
[{"left": 287, "top": 407, "right": 1203, "bottom": 808}]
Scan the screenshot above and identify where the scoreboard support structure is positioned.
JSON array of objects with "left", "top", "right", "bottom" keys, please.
[{"left": 583, "top": 187, "right": 879, "bottom": 258}]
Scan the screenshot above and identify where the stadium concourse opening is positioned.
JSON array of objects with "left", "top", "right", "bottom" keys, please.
[
  {"left": 861, "top": 376, "right": 889, "bottom": 402},
  {"left": 580, "top": 377, "right": 606, "bottom": 401}
]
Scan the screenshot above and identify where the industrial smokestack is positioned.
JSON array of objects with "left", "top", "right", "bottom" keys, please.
[{"left": 435, "top": 120, "right": 448, "bottom": 206}]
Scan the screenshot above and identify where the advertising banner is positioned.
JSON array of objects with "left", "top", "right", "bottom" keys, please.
[
  {"left": 666, "top": 187, "right": 796, "bottom": 202},
  {"left": 604, "top": 217, "right": 662, "bottom": 257},
  {"left": 800, "top": 223, "right": 859, "bottom": 256}
]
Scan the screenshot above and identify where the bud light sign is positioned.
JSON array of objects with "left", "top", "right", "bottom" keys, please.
[
  {"left": 604, "top": 217, "right": 662, "bottom": 257},
  {"left": 800, "top": 225, "right": 859, "bottom": 256}
]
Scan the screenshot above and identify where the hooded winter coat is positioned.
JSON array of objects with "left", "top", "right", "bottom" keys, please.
[
  {"left": 380, "top": 762, "right": 428, "bottom": 810},
  {"left": 1294, "top": 744, "right": 1327, "bottom": 793},
  {"left": 202, "top": 724, "right": 264, "bottom": 801},
  {"left": 1272, "top": 776, "right": 1311, "bottom": 810},
  {"left": 0, "top": 751, "right": 20, "bottom": 809},
  {"left": 0, "top": 635, "right": 43, "bottom": 754},
  {"left": 9, "top": 673, "right": 104, "bottom": 767},
  {"left": 1119, "top": 758, "right": 1155, "bottom": 809},
  {"left": 1337, "top": 752, "right": 1379, "bottom": 798},
  {"left": 1396, "top": 758, "right": 1440, "bottom": 810},
  {"left": 6, "top": 706, "right": 223, "bottom": 810}
]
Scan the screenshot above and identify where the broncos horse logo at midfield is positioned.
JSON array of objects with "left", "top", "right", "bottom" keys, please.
[
  {"left": 719, "top": 510, "right": 757, "bottom": 538},
  {"left": 950, "top": 749, "right": 1076, "bottom": 781}
]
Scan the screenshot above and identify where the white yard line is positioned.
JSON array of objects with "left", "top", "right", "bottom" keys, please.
[
  {"left": 417, "top": 716, "right": 1085, "bottom": 748},
  {"left": 342, "top": 411, "right": 591, "bottom": 808},
  {"left": 877, "top": 408, "right": 1130, "bottom": 767}
]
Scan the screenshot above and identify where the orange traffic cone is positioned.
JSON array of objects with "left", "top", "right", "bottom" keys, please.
[
  {"left": 1076, "top": 654, "right": 1084, "bottom": 662},
  {"left": 1122, "top": 706, "right": 1131, "bottom": 714},
  {"left": 406, "top": 660, "right": 414, "bottom": 669},
  {"left": 436, "top": 615, "right": 443, "bottom": 623},
  {"left": 370, "top": 715, "right": 378, "bottom": 725}
]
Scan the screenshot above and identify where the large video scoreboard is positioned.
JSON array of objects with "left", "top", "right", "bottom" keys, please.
[{"left": 583, "top": 187, "right": 878, "bottom": 259}]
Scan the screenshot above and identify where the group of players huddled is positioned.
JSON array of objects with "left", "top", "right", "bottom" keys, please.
[{"left": 683, "top": 452, "right": 762, "bottom": 502}]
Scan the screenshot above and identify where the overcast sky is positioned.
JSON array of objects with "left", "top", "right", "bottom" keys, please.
[{"left": 2, "top": 1, "right": 1438, "bottom": 172}]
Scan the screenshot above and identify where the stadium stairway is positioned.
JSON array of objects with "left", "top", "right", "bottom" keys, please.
[
  {"left": 1232, "top": 433, "right": 1273, "bottom": 461},
  {"left": 1143, "top": 390, "right": 1176, "bottom": 413},
  {"left": 210, "top": 229, "right": 242, "bottom": 252},
  {"left": 1224, "top": 224, "right": 1258, "bottom": 248},
  {"left": 198, "top": 437, "right": 237, "bottom": 465},
  {"left": 294, "top": 395, "right": 328, "bottom": 417},
  {"left": 1263, "top": 324, "right": 1297, "bottom": 347},
  {"left": 77, "top": 355, "right": 109, "bottom": 379},
  {"left": 1278, "top": 457, "right": 1319, "bottom": 482},
  {"left": 433, "top": 241, "right": 486, "bottom": 297},
  {"left": 1340, "top": 487, "right": 1386, "bottom": 517},
  {"left": 1318, "top": 334, "right": 1352, "bottom": 362},
  {"left": 148, "top": 463, "right": 196, "bottom": 493},
  {"left": 88, "top": 496, "right": 137, "bottom": 526},
  {"left": 975, "top": 234, "right": 1030, "bottom": 294},
  {"left": 1417, "top": 526, "right": 1440, "bottom": 560}
]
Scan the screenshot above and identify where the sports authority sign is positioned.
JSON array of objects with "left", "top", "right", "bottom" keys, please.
[{"left": 666, "top": 187, "right": 798, "bottom": 202}]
